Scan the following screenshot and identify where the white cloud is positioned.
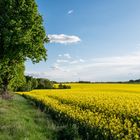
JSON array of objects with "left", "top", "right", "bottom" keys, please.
[
  {"left": 68, "top": 10, "right": 74, "bottom": 15},
  {"left": 64, "top": 52, "right": 140, "bottom": 81},
  {"left": 26, "top": 49, "right": 140, "bottom": 82},
  {"left": 56, "top": 59, "right": 69, "bottom": 63},
  {"left": 58, "top": 54, "right": 62, "bottom": 57},
  {"left": 70, "top": 60, "right": 79, "bottom": 64},
  {"left": 56, "top": 54, "right": 85, "bottom": 65},
  {"left": 48, "top": 34, "right": 81, "bottom": 44},
  {"left": 64, "top": 53, "right": 71, "bottom": 59},
  {"left": 79, "top": 59, "right": 85, "bottom": 63},
  {"left": 58, "top": 53, "right": 71, "bottom": 59},
  {"left": 26, "top": 66, "right": 75, "bottom": 82}
]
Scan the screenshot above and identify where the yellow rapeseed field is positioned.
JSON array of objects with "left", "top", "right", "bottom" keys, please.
[{"left": 18, "top": 84, "right": 140, "bottom": 139}]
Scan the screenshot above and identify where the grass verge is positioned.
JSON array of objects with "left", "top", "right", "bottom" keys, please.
[{"left": 0, "top": 94, "right": 58, "bottom": 140}]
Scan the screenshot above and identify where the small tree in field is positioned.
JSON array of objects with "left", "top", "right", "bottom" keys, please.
[{"left": 0, "top": 0, "right": 48, "bottom": 98}]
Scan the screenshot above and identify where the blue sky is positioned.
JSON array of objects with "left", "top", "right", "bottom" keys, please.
[{"left": 26, "top": 0, "right": 140, "bottom": 82}]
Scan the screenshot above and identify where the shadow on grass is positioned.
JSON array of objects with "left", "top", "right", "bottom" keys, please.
[{"left": 22, "top": 94, "right": 117, "bottom": 140}]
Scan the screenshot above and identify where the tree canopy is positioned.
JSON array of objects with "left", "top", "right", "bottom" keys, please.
[{"left": 0, "top": 0, "right": 48, "bottom": 97}]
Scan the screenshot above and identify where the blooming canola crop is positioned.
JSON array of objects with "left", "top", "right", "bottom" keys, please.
[{"left": 18, "top": 84, "right": 140, "bottom": 139}]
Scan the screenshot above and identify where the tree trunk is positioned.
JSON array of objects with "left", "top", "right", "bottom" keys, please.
[
  {"left": 1, "top": 79, "right": 11, "bottom": 99},
  {"left": 3, "top": 84, "right": 8, "bottom": 94}
]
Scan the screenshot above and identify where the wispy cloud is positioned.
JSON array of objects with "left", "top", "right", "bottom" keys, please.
[
  {"left": 26, "top": 49, "right": 140, "bottom": 82},
  {"left": 67, "top": 10, "right": 74, "bottom": 15},
  {"left": 56, "top": 53, "right": 85, "bottom": 65},
  {"left": 26, "top": 66, "right": 76, "bottom": 82},
  {"left": 56, "top": 59, "right": 69, "bottom": 63},
  {"left": 48, "top": 34, "right": 81, "bottom": 44},
  {"left": 64, "top": 53, "right": 71, "bottom": 59},
  {"left": 79, "top": 59, "right": 85, "bottom": 63},
  {"left": 137, "top": 43, "right": 140, "bottom": 46},
  {"left": 58, "top": 53, "right": 72, "bottom": 59}
]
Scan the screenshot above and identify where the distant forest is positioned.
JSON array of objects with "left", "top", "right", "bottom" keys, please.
[
  {"left": 13, "top": 76, "right": 140, "bottom": 92},
  {"left": 15, "top": 76, "right": 71, "bottom": 92},
  {"left": 68, "top": 79, "right": 140, "bottom": 84}
]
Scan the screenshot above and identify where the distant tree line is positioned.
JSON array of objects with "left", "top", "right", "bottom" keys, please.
[
  {"left": 12, "top": 76, "right": 71, "bottom": 92},
  {"left": 78, "top": 81, "right": 91, "bottom": 83},
  {"left": 128, "top": 79, "right": 140, "bottom": 83},
  {"left": 66, "top": 79, "right": 140, "bottom": 84},
  {"left": 14, "top": 76, "right": 54, "bottom": 91}
]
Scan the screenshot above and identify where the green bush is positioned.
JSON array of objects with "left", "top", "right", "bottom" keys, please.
[
  {"left": 16, "top": 76, "right": 54, "bottom": 91},
  {"left": 58, "top": 83, "right": 71, "bottom": 89}
]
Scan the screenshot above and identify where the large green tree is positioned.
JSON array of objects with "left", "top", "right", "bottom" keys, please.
[{"left": 0, "top": 0, "right": 48, "bottom": 97}]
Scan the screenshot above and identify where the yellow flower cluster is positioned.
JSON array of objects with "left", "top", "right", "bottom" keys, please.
[{"left": 18, "top": 84, "right": 140, "bottom": 139}]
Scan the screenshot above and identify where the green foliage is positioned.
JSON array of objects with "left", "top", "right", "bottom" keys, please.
[
  {"left": 8, "top": 63, "right": 26, "bottom": 91},
  {"left": 0, "top": 0, "right": 48, "bottom": 94},
  {"left": 58, "top": 83, "right": 71, "bottom": 89},
  {"left": 0, "top": 0, "right": 48, "bottom": 62},
  {"left": 78, "top": 81, "right": 91, "bottom": 83},
  {"left": 37, "top": 78, "right": 53, "bottom": 89},
  {"left": 57, "top": 125, "right": 79, "bottom": 140},
  {"left": 32, "top": 78, "right": 39, "bottom": 89},
  {"left": 128, "top": 79, "right": 140, "bottom": 83},
  {"left": 16, "top": 76, "right": 54, "bottom": 91}
]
